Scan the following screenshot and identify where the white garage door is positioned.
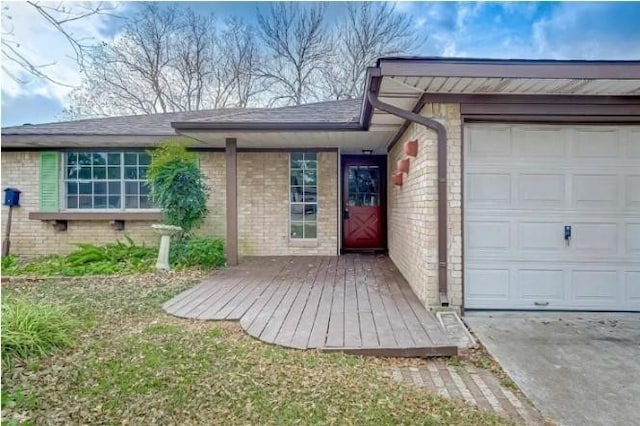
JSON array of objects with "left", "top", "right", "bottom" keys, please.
[{"left": 464, "top": 124, "right": 640, "bottom": 311}]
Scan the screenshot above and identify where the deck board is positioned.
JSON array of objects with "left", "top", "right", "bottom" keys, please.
[{"left": 164, "top": 254, "right": 457, "bottom": 357}]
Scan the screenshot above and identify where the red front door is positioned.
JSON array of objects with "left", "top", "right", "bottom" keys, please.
[{"left": 342, "top": 156, "right": 386, "bottom": 250}]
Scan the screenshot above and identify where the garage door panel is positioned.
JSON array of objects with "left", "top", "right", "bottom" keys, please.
[
  {"left": 628, "top": 224, "right": 640, "bottom": 253},
  {"left": 467, "top": 173, "right": 511, "bottom": 205},
  {"left": 626, "top": 176, "right": 640, "bottom": 207},
  {"left": 626, "top": 272, "right": 640, "bottom": 303},
  {"left": 519, "top": 222, "right": 564, "bottom": 250},
  {"left": 465, "top": 124, "right": 640, "bottom": 311},
  {"left": 626, "top": 130, "right": 640, "bottom": 157},
  {"left": 466, "top": 268, "right": 510, "bottom": 300},
  {"left": 518, "top": 270, "right": 565, "bottom": 301},
  {"left": 573, "top": 128, "right": 620, "bottom": 158},
  {"left": 518, "top": 173, "right": 565, "bottom": 204},
  {"left": 572, "top": 270, "right": 618, "bottom": 303},
  {"left": 467, "top": 221, "right": 510, "bottom": 250},
  {"left": 467, "top": 127, "right": 512, "bottom": 158},
  {"left": 573, "top": 174, "right": 618, "bottom": 208},
  {"left": 513, "top": 127, "right": 566, "bottom": 158},
  {"left": 572, "top": 223, "right": 618, "bottom": 254}
]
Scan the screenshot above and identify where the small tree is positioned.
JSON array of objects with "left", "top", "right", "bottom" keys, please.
[{"left": 148, "top": 139, "right": 209, "bottom": 235}]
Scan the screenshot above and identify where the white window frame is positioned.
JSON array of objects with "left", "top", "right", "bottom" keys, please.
[
  {"left": 289, "top": 152, "right": 318, "bottom": 240},
  {"left": 62, "top": 151, "right": 158, "bottom": 212}
]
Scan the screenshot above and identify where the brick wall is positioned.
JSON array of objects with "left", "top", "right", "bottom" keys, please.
[
  {"left": 387, "top": 103, "right": 463, "bottom": 310},
  {"left": 0, "top": 151, "right": 227, "bottom": 258},
  {"left": 237, "top": 151, "right": 338, "bottom": 256}
]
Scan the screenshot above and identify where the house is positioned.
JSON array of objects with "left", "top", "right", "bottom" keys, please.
[{"left": 2, "top": 57, "right": 639, "bottom": 313}]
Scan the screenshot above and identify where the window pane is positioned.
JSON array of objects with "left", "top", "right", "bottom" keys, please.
[
  {"left": 66, "top": 196, "right": 78, "bottom": 209},
  {"left": 124, "top": 167, "right": 138, "bottom": 179},
  {"left": 66, "top": 166, "right": 78, "bottom": 179},
  {"left": 139, "top": 196, "right": 152, "bottom": 209},
  {"left": 125, "top": 181, "right": 139, "bottom": 195},
  {"left": 290, "top": 169, "right": 303, "bottom": 186},
  {"left": 79, "top": 167, "right": 92, "bottom": 180},
  {"left": 94, "top": 196, "right": 107, "bottom": 209},
  {"left": 77, "top": 153, "right": 93, "bottom": 166},
  {"left": 303, "top": 187, "right": 317, "bottom": 202},
  {"left": 94, "top": 182, "right": 106, "bottom": 195},
  {"left": 291, "top": 153, "right": 304, "bottom": 169},
  {"left": 79, "top": 195, "right": 92, "bottom": 209},
  {"left": 139, "top": 153, "right": 150, "bottom": 165},
  {"left": 304, "top": 204, "right": 317, "bottom": 220},
  {"left": 124, "top": 153, "right": 138, "bottom": 165},
  {"left": 79, "top": 182, "right": 92, "bottom": 195},
  {"left": 67, "top": 153, "right": 77, "bottom": 165},
  {"left": 108, "top": 167, "right": 120, "bottom": 179},
  {"left": 140, "top": 183, "right": 150, "bottom": 195},
  {"left": 290, "top": 222, "right": 303, "bottom": 239},
  {"left": 93, "top": 167, "right": 106, "bottom": 180},
  {"left": 139, "top": 166, "right": 148, "bottom": 180},
  {"left": 290, "top": 204, "right": 304, "bottom": 221},
  {"left": 290, "top": 186, "right": 303, "bottom": 202},
  {"left": 125, "top": 196, "right": 138, "bottom": 209},
  {"left": 303, "top": 170, "right": 317, "bottom": 185},
  {"left": 304, "top": 223, "right": 317, "bottom": 239},
  {"left": 108, "top": 196, "right": 121, "bottom": 209},
  {"left": 93, "top": 153, "right": 107, "bottom": 165},
  {"left": 303, "top": 152, "right": 316, "bottom": 162},
  {"left": 108, "top": 153, "right": 121, "bottom": 165},
  {"left": 67, "top": 182, "right": 78, "bottom": 195},
  {"left": 108, "top": 182, "right": 121, "bottom": 195}
]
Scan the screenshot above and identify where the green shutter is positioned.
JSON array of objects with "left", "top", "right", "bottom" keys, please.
[{"left": 39, "top": 151, "right": 60, "bottom": 212}]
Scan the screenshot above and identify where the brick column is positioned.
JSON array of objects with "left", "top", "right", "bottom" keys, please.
[{"left": 225, "top": 138, "right": 238, "bottom": 265}]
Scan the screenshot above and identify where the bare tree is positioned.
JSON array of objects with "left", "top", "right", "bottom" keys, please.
[
  {"left": 257, "top": 3, "right": 332, "bottom": 106},
  {"left": 1, "top": 1, "right": 119, "bottom": 86},
  {"left": 322, "top": 3, "right": 425, "bottom": 100},
  {"left": 221, "top": 17, "right": 264, "bottom": 108},
  {"left": 65, "top": 4, "right": 262, "bottom": 118}
]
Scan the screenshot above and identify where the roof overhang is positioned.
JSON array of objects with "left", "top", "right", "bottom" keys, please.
[{"left": 365, "top": 57, "right": 640, "bottom": 134}]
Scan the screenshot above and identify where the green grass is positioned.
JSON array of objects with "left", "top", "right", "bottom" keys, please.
[
  {"left": 1, "top": 274, "right": 512, "bottom": 425},
  {"left": 1, "top": 296, "right": 79, "bottom": 365}
]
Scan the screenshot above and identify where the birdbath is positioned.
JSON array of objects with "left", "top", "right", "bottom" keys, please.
[{"left": 152, "top": 224, "right": 183, "bottom": 271}]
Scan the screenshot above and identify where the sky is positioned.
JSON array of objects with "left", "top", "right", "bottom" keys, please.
[{"left": 2, "top": 1, "right": 640, "bottom": 127}]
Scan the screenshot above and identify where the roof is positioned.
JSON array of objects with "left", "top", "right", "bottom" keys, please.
[{"left": 1, "top": 108, "right": 258, "bottom": 136}]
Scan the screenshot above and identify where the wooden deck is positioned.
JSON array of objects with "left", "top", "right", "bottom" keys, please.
[{"left": 163, "top": 255, "right": 457, "bottom": 357}]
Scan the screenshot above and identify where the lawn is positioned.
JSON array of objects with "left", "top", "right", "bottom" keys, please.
[{"left": 1, "top": 272, "right": 512, "bottom": 425}]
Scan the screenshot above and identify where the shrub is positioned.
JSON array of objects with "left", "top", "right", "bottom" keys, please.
[
  {"left": 1, "top": 296, "right": 78, "bottom": 365},
  {"left": 148, "top": 139, "right": 209, "bottom": 234},
  {"left": 1, "top": 255, "right": 18, "bottom": 275},
  {"left": 3, "top": 237, "right": 156, "bottom": 276},
  {"left": 170, "top": 236, "right": 225, "bottom": 269}
]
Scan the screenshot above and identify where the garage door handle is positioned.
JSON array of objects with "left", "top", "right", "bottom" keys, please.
[
  {"left": 564, "top": 225, "right": 572, "bottom": 242},
  {"left": 534, "top": 301, "right": 549, "bottom": 306}
]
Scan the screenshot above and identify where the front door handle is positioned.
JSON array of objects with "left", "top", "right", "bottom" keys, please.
[{"left": 343, "top": 209, "right": 350, "bottom": 220}]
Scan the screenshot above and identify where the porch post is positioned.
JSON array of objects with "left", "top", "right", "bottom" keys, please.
[{"left": 225, "top": 138, "right": 238, "bottom": 266}]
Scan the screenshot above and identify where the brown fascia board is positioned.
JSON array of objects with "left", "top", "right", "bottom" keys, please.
[
  {"left": 377, "top": 57, "right": 640, "bottom": 79},
  {"left": 171, "top": 121, "right": 364, "bottom": 131}
]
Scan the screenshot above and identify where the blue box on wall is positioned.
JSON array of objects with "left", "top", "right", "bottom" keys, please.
[{"left": 4, "top": 188, "right": 21, "bottom": 207}]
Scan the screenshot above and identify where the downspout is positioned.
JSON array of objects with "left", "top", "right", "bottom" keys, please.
[{"left": 366, "top": 87, "right": 450, "bottom": 307}]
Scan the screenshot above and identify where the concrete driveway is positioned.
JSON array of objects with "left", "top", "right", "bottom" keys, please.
[{"left": 464, "top": 312, "right": 640, "bottom": 426}]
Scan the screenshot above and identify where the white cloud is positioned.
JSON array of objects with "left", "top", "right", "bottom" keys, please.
[
  {"left": 1, "top": 2, "right": 124, "bottom": 102},
  {"left": 532, "top": 3, "right": 640, "bottom": 59}
]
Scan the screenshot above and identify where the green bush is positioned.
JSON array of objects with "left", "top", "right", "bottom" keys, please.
[
  {"left": 3, "top": 236, "right": 156, "bottom": 276},
  {"left": 1, "top": 296, "right": 78, "bottom": 365},
  {"left": 148, "top": 139, "right": 209, "bottom": 234},
  {"left": 170, "top": 236, "right": 225, "bottom": 269}
]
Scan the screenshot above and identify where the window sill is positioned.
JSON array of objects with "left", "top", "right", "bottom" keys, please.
[{"left": 29, "top": 212, "right": 162, "bottom": 221}]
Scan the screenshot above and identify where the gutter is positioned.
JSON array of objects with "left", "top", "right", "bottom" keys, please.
[{"left": 366, "top": 78, "right": 450, "bottom": 307}]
